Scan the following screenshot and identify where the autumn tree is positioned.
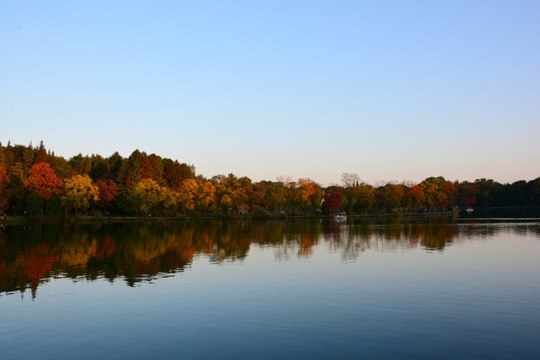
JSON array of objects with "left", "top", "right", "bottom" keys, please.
[
  {"left": 441, "top": 180, "right": 456, "bottom": 207},
  {"left": 277, "top": 177, "right": 300, "bottom": 213},
  {"left": 212, "top": 174, "right": 252, "bottom": 214},
  {"left": 321, "top": 186, "right": 343, "bottom": 214},
  {"left": 159, "top": 186, "right": 177, "bottom": 215},
  {"left": 376, "top": 183, "right": 404, "bottom": 211},
  {"left": 24, "top": 163, "right": 63, "bottom": 201},
  {"left": 0, "top": 166, "right": 10, "bottom": 214},
  {"left": 163, "top": 159, "right": 195, "bottom": 191},
  {"left": 419, "top": 180, "right": 438, "bottom": 208},
  {"left": 177, "top": 179, "right": 198, "bottom": 214},
  {"left": 456, "top": 182, "right": 476, "bottom": 207},
  {"left": 163, "top": 160, "right": 183, "bottom": 191},
  {"left": 236, "top": 176, "right": 253, "bottom": 213},
  {"left": 140, "top": 154, "right": 163, "bottom": 183},
  {"left": 131, "top": 179, "right": 176, "bottom": 216},
  {"left": 419, "top": 176, "right": 456, "bottom": 208},
  {"left": 132, "top": 179, "right": 159, "bottom": 215},
  {"left": 195, "top": 178, "right": 216, "bottom": 214},
  {"left": 297, "top": 178, "right": 323, "bottom": 214},
  {"left": 61, "top": 175, "right": 99, "bottom": 215},
  {"left": 94, "top": 179, "right": 119, "bottom": 209},
  {"left": 251, "top": 182, "right": 267, "bottom": 211},
  {"left": 403, "top": 184, "right": 423, "bottom": 209}
]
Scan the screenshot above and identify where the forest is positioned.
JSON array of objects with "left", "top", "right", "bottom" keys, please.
[{"left": 0, "top": 141, "right": 539, "bottom": 218}]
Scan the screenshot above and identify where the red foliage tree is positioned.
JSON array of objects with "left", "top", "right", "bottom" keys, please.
[
  {"left": 95, "top": 179, "right": 119, "bottom": 206},
  {"left": 457, "top": 183, "right": 477, "bottom": 207},
  {"left": 163, "top": 160, "right": 187, "bottom": 191},
  {"left": 140, "top": 154, "right": 163, "bottom": 182},
  {"left": 140, "top": 157, "right": 154, "bottom": 180},
  {"left": 0, "top": 166, "right": 10, "bottom": 213},
  {"left": 24, "top": 163, "right": 63, "bottom": 200},
  {"left": 321, "top": 186, "right": 343, "bottom": 214}
]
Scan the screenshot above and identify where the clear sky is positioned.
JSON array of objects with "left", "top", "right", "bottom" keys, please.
[{"left": 1, "top": 0, "right": 539, "bottom": 186}]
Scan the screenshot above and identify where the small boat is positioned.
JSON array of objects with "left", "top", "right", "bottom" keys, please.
[
  {"left": 335, "top": 212, "right": 347, "bottom": 222},
  {"left": 466, "top": 208, "right": 474, "bottom": 213}
]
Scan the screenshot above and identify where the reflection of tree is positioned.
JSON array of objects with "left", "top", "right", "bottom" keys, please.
[
  {"left": 274, "top": 220, "right": 321, "bottom": 261},
  {"left": 0, "top": 221, "right": 254, "bottom": 296},
  {"left": 297, "top": 233, "right": 316, "bottom": 258},
  {"left": 1, "top": 219, "right": 539, "bottom": 298},
  {"left": 421, "top": 222, "right": 456, "bottom": 250},
  {"left": 23, "top": 242, "right": 59, "bottom": 298}
]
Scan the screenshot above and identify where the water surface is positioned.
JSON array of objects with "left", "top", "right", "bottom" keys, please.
[{"left": 1, "top": 218, "right": 539, "bottom": 359}]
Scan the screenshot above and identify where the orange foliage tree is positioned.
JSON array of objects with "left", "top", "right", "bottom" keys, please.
[
  {"left": 24, "top": 163, "right": 63, "bottom": 200},
  {"left": 297, "top": 178, "right": 323, "bottom": 213},
  {"left": 404, "top": 184, "right": 423, "bottom": 209},
  {"left": 377, "top": 183, "right": 404, "bottom": 211}
]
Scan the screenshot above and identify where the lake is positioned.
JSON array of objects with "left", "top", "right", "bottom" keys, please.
[{"left": 1, "top": 217, "right": 540, "bottom": 359}]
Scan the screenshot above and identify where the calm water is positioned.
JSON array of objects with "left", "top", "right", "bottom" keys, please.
[{"left": 1, "top": 218, "right": 540, "bottom": 359}]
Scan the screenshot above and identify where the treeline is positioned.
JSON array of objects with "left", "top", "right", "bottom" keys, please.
[{"left": 0, "top": 141, "right": 539, "bottom": 217}]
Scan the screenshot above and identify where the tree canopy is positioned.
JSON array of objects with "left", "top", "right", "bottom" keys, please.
[{"left": 0, "top": 142, "right": 538, "bottom": 217}]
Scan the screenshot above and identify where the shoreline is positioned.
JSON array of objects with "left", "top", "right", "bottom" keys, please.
[{"left": 3, "top": 206, "right": 539, "bottom": 226}]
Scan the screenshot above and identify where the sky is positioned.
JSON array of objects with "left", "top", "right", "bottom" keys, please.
[{"left": 1, "top": 0, "right": 539, "bottom": 186}]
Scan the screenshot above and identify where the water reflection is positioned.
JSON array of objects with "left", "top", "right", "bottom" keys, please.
[{"left": 1, "top": 218, "right": 539, "bottom": 298}]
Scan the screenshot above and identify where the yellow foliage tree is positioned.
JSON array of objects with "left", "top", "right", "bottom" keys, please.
[
  {"left": 132, "top": 179, "right": 177, "bottom": 216},
  {"left": 212, "top": 173, "right": 253, "bottom": 214},
  {"left": 61, "top": 174, "right": 99, "bottom": 214},
  {"left": 160, "top": 186, "right": 177, "bottom": 214},
  {"left": 177, "top": 179, "right": 198, "bottom": 212},
  {"left": 195, "top": 179, "right": 216, "bottom": 213},
  {"left": 419, "top": 181, "right": 438, "bottom": 208},
  {"left": 220, "top": 194, "right": 233, "bottom": 213}
]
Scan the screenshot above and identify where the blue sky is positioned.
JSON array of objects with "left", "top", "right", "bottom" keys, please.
[{"left": 1, "top": 0, "right": 539, "bottom": 185}]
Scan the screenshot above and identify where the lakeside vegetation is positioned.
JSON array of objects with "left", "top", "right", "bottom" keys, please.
[{"left": 0, "top": 141, "right": 539, "bottom": 219}]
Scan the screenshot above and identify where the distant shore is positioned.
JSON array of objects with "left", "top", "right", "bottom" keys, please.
[{"left": 4, "top": 207, "right": 539, "bottom": 226}]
